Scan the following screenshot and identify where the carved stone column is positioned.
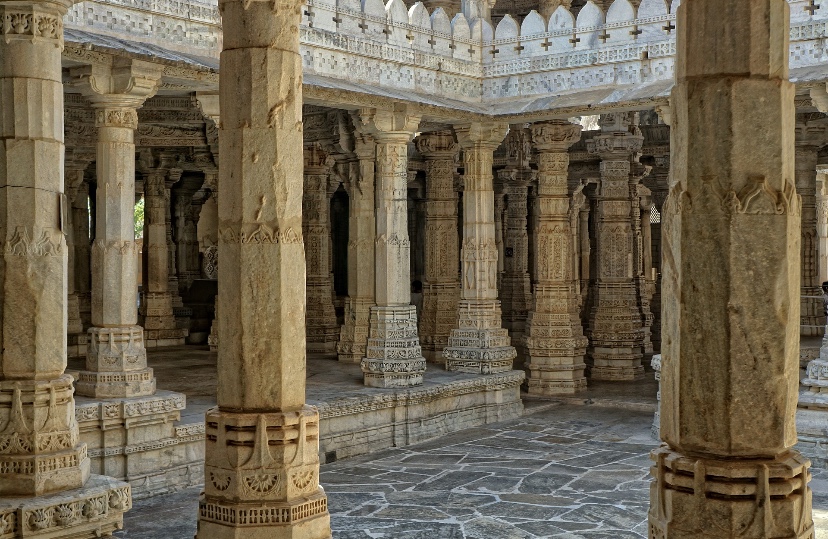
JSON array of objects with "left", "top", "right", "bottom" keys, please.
[
  {"left": 141, "top": 154, "right": 188, "bottom": 347},
  {"left": 524, "top": 120, "right": 587, "bottom": 395},
  {"left": 174, "top": 190, "right": 201, "bottom": 294},
  {"left": 337, "top": 131, "right": 376, "bottom": 363},
  {"left": 167, "top": 169, "right": 183, "bottom": 309},
  {"left": 195, "top": 0, "right": 331, "bottom": 532},
  {"left": 71, "top": 61, "right": 163, "bottom": 398},
  {"left": 649, "top": 1, "right": 813, "bottom": 537},
  {"left": 199, "top": 170, "right": 220, "bottom": 352},
  {"left": 73, "top": 179, "right": 93, "bottom": 329},
  {"left": 586, "top": 113, "right": 646, "bottom": 381},
  {"left": 303, "top": 144, "right": 339, "bottom": 354},
  {"left": 359, "top": 108, "right": 427, "bottom": 388},
  {"left": 494, "top": 188, "right": 505, "bottom": 290},
  {"left": 65, "top": 156, "right": 93, "bottom": 358},
  {"left": 818, "top": 166, "right": 828, "bottom": 287},
  {"left": 796, "top": 123, "right": 828, "bottom": 338},
  {"left": 632, "top": 176, "right": 655, "bottom": 356},
  {"left": 444, "top": 122, "right": 517, "bottom": 374},
  {"left": 0, "top": 0, "right": 131, "bottom": 530},
  {"left": 415, "top": 131, "right": 461, "bottom": 363}
]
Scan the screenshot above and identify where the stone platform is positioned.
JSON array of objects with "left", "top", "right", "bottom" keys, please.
[{"left": 72, "top": 346, "right": 525, "bottom": 499}]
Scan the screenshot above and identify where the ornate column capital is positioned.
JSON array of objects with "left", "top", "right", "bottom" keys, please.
[
  {"left": 414, "top": 131, "right": 459, "bottom": 160},
  {"left": 531, "top": 120, "right": 582, "bottom": 154},
  {"left": 795, "top": 121, "right": 828, "bottom": 150},
  {"left": 303, "top": 143, "right": 335, "bottom": 176},
  {"left": 68, "top": 59, "right": 164, "bottom": 113},
  {"left": 195, "top": 91, "right": 220, "bottom": 124},
  {"left": 355, "top": 107, "right": 420, "bottom": 143},
  {"left": 0, "top": 1, "right": 71, "bottom": 48},
  {"left": 454, "top": 121, "right": 509, "bottom": 151}
]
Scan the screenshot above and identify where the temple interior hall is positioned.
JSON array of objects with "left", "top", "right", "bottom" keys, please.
[{"left": 1, "top": 0, "right": 827, "bottom": 537}]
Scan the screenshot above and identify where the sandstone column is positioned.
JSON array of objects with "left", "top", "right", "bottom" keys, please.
[
  {"left": 586, "top": 113, "right": 646, "bottom": 381},
  {"left": 195, "top": 0, "right": 331, "bottom": 531},
  {"left": 444, "top": 122, "right": 517, "bottom": 374},
  {"left": 359, "top": 108, "right": 427, "bottom": 388},
  {"left": 650, "top": 1, "right": 814, "bottom": 537},
  {"left": 65, "top": 155, "right": 92, "bottom": 357},
  {"left": 73, "top": 177, "right": 93, "bottom": 329},
  {"left": 141, "top": 153, "right": 188, "bottom": 347},
  {"left": 337, "top": 130, "right": 376, "bottom": 363},
  {"left": 0, "top": 0, "right": 130, "bottom": 530},
  {"left": 72, "top": 60, "right": 162, "bottom": 398},
  {"left": 303, "top": 144, "right": 339, "bottom": 354},
  {"left": 415, "top": 131, "right": 461, "bottom": 363},
  {"left": 524, "top": 120, "right": 587, "bottom": 395},
  {"left": 818, "top": 166, "right": 828, "bottom": 287},
  {"left": 796, "top": 123, "right": 828, "bottom": 337}
]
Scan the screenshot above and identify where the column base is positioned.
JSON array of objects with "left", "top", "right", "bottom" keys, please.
[
  {"left": 589, "top": 363, "right": 645, "bottom": 381},
  {"left": 67, "top": 332, "right": 89, "bottom": 359},
  {"left": 76, "top": 327, "right": 154, "bottom": 398},
  {"left": 444, "top": 300, "right": 516, "bottom": 375},
  {"left": 0, "top": 475, "right": 131, "bottom": 539},
  {"left": 198, "top": 406, "right": 331, "bottom": 539},
  {"left": 361, "top": 306, "right": 426, "bottom": 388},
  {"left": 648, "top": 446, "right": 813, "bottom": 539},
  {"left": 144, "top": 328, "right": 188, "bottom": 348},
  {"left": 801, "top": 286, "right": 826, "bottom": 337},
  {"left": 337, "top": 299, "right": 372, "bottom": 364}
]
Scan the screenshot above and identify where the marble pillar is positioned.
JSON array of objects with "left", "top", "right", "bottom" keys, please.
[
  {"left": 796, "top": 123, "right": 828, "bottom": 338},
  {"left": 494, "top": 188, "right": 506, "bottom": 291},
  {"left": 359, "top": 109, "right": 427, "bottom": 388},
  {"left": 74, "top": 178, "right": 93, "bottom": 329},
  {"left": 142, "top": 155, "right": 188, "bottom": 347},
  {"left": 72, "top": 60, "right": 163, "bottom": 398},
  {"left": 415, "top": 131, "right": 461, "bottom": 363},
  {"left": 167, "top": 170, "right": 183, "bottom": 309},
  {"left": 174, "top": 190, "right": 201, "bottom": 293},
  {"left": 632, "top": 178, "right": 655, "bottom": 356},
  {"left": 818, "top": 167, "right": 828, "bottom": 287},
  {"left": 586, "top": 113, "right": 646, "bottom": 381},
  {"left": 524, "top": 120, "right": 587, "bottom": 395},
  {"left": 65, "top": 156, "right": 92, "bottom": 358},
  {"left": 195, "top": 0, "right": 331, "bottom": 532},
  {"left": 303, "top": 144, "right": 339, "bottom": 354},
  {"left": 337, "top": 131, "right": 377, "bottom": 363},
  {"left": 0, "top": 0, "right": 131, "bottom": 530},
  {"left": 444, "top": 122, "right": 517, "bottom": 374},
  {"left": 649, "top": 1, "right": 814, "bottom": 537}
]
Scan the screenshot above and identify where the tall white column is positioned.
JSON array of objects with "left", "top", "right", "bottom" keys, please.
[
  {"left": 337, "top": 130, "right": 377, "bottom": 363},
  {"left": 0, "top": 0, "right": 131, "bottom": 530},
  {"left": 359, "top": 108, "right": 427, "bottom": 388},
  {"left": 415, "top": 131, "right": 461, "bottom": 363},
  {"left": 72, "top": 60, "right": 163, "bottom": 398},
  {"left": 444, "top": 122, "right": 517, "bottom": 374},
  {"left": 650, "top": 1, "right": 813, "bottom": 537},
  {"left": 195, "top": 0, "right": 331, "bottom": 532},
  {"left": 524, "top": 120, "right": 587, "bottom": 395}
]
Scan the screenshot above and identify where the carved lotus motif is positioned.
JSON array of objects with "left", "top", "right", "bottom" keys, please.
[
  {"left": 243, "top": 473, "right": 279, "bottom": 495},
  {"left": 210, "top": 472, "right": 231, "bottom": 491},
  {"left": 28, "top": 509, "right": 51, "bottom": 531},
  {"left": 292, "top": 470, "right": 315, "bottom": 491},
  {"left": 54, "top": 504, "right": 77, "bottom": 526}
]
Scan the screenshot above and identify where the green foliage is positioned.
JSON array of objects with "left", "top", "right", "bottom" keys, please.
[{"left": 134, "top": 198, "right": 145, "bottom": 239}]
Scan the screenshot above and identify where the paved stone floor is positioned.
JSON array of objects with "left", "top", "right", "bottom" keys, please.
[{"left": 112, "top": 400, "right": 828, "bottom": 538}]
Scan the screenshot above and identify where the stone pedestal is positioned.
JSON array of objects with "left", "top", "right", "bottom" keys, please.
[
  {"left": 416, "top": 131, "right": 461, "bottom": 363},
  {"left": 523, "top": 120, "right": 587, "bottom": 396},
  {"left": 337, "top": 132, "right": 377, "bottom": 363},
  {"left": 586, "top": 113, "right": 646, "bottom": 381},
  {"left": 444, "top": 123, "right": 517, "bottom": 374},
  {"left": 359, "top": 109, "right": 427, "bottom": 388},
  {"left": 0, "top": 0, "right": 132, "bottom": 532},
  {"left": 649, "top": 1, "right": 814, "bottom": 537},
  {"left": 141, "top": 155, "right": 188, "bottom": 348},
  {"left": 196, "top": 0, "right": 331, "bottom": 533},
  {"left": 303, "top": 144, "right": 339, "bottom": 354}
]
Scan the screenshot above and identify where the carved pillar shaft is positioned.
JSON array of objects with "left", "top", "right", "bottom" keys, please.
[
  {"left": 337, "top": 135, "right": 376, "bottom": 363},
  {"left": 650, "top": 1, "right": 813, "bottom": 537},
  {"left": 499, "top": 174, "right": 533, "bottom": 354},
  {"left": 818, "top": 169, "right": 828, "bottom": 286},
  {"left": 586, "top": 113, "right": 646, "bottom": 381},
  {"left": 303, "top": 145, "right": 339, "bottom": 354},
  {"left": 524, "top": 120, "right": 587, "bottom": 395},
  {"left": 444, "top": 122, "right": 517, "bottom": 374},
  {"left": 796, "top": 140, "right": 825, "bottom": 337},
  {"left": 360, "top": 111, "right": 426, "bottom": 388},
  {"left": 65, "top": 163, "right": 88, "bottom": 342},
  {"left": 416, "top": 131, "right": 460, "bottom": 363},
  {"left": 196, "top": 0, "right": 331, "bottom": 532}
]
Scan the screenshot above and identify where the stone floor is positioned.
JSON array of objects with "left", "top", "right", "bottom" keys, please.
[{"left": 111, "top": 398, "right": 828, "bottom": 538}]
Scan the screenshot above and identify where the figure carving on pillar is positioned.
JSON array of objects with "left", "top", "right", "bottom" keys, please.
[
  {"left": 69, "top": 59, "right": 164, "bottom": 398},
  {"left": 523, "top": 120, "right": 588, "bottom": 396},
  {"left": 585, "top": 112, "right": 647, "bottom": 381},
  {"left": 443, "top": 122, "right": 518, "bottom": 375},
  {"left": 649, "top": 1, "right": 814, "bottom": 537},
  {"left": 357, "top": 107, "right": 427, "bottom": 388},
  {"left": 415, "top": 131, "right": 462, "bottom": 363}
]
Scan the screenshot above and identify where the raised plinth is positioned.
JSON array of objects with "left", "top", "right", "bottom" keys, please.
[
  {"left": 197, "top": 406, "right": 330, "bottom": 539},
  {"left": 0, "top": 475, "right": 131, "bottom": 539},
  {"left": 444, "top": 301, "right": 516, "bottom": 375},
  {"left": 361, "top": 306, "right": 426, "bottom": 388},
  {"left": 648, "top": 447, "right": 813, "bottom": 539},
  {"left": 76, "top": 327, "right": 154, "bottom": 398}
]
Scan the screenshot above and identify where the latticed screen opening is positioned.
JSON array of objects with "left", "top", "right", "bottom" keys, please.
[{"left": 650, "top": 204, "right": 661, "bottom": 224}]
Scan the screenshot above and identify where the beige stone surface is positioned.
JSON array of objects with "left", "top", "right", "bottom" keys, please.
[{"left": 650, "top": 1, "right": 813, "bottom": 537}]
